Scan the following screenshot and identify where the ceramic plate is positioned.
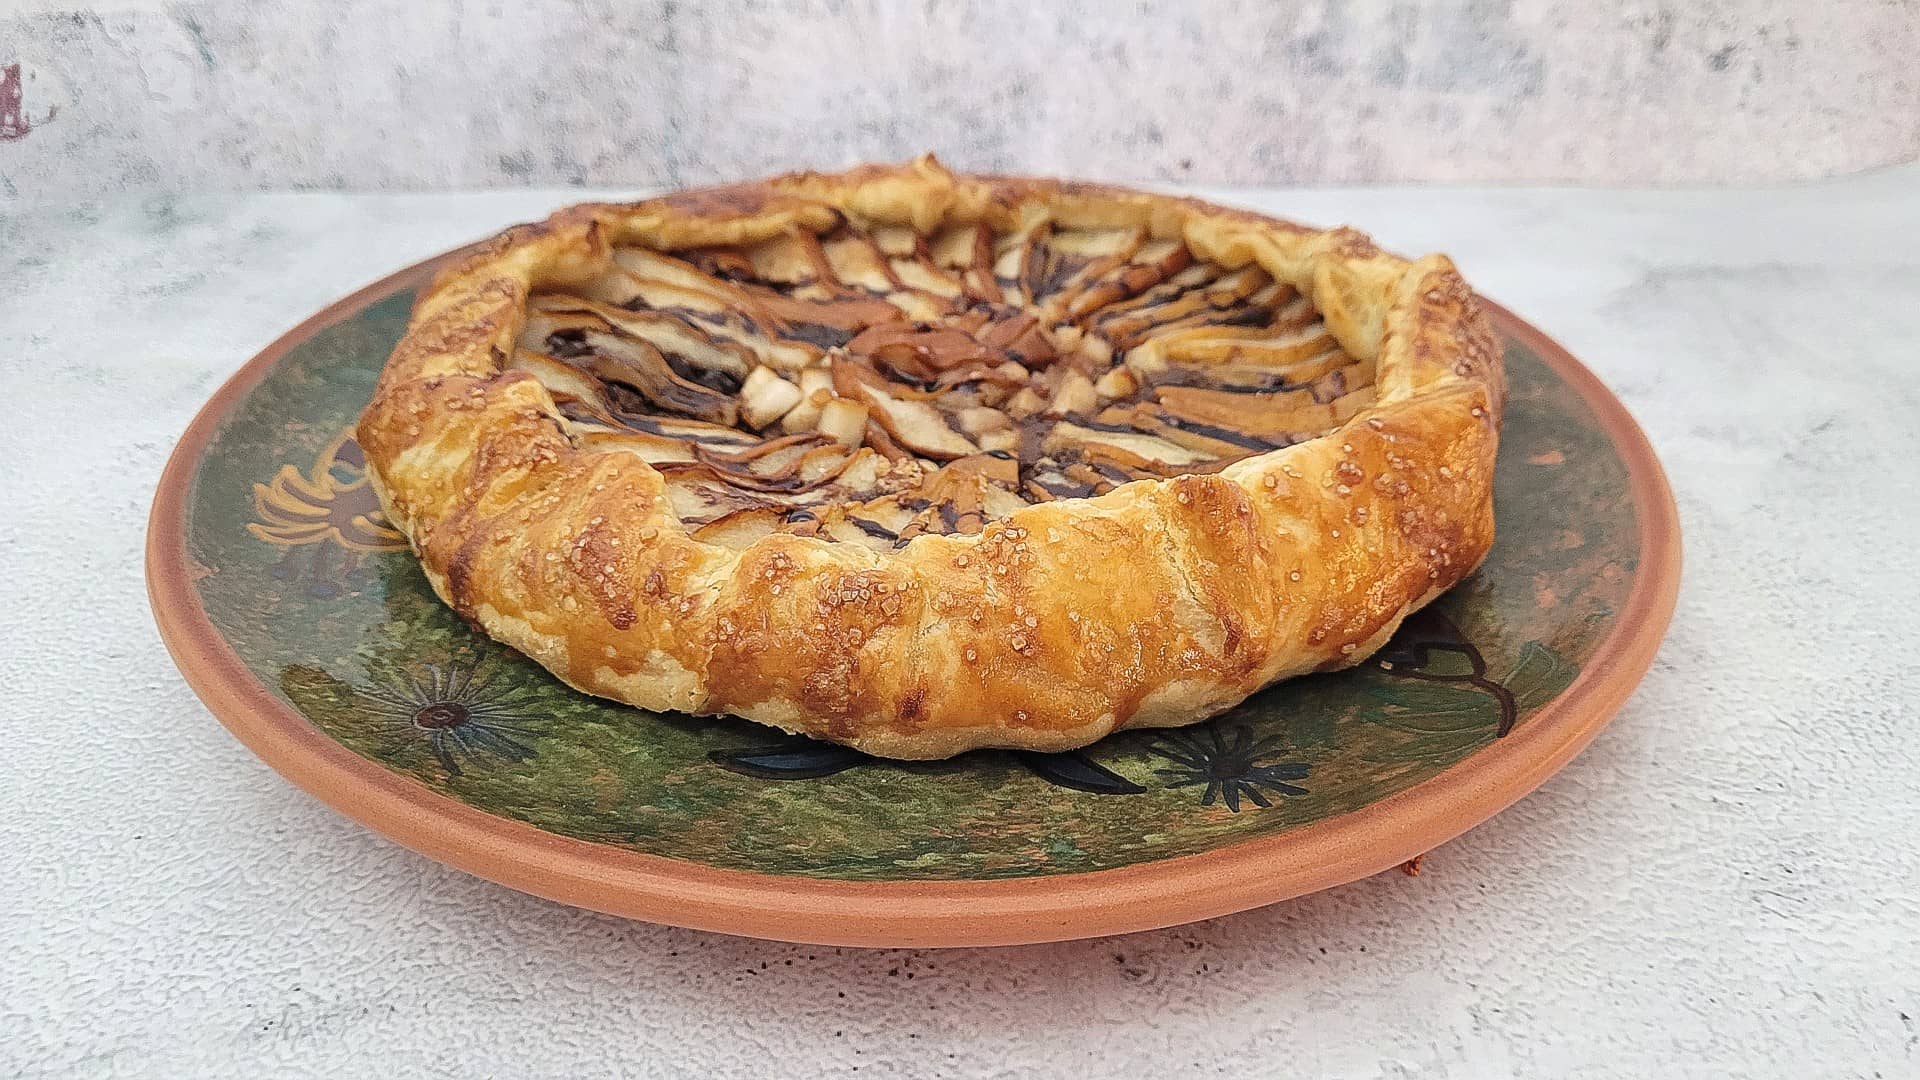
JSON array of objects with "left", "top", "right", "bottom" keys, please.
[{"left": 148, "top": 245, "right": 1679, "bottom": 947}]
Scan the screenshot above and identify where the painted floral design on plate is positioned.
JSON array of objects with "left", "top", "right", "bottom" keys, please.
[{"left": 183, "top": 291, "right": 1633, "bottom": 881}]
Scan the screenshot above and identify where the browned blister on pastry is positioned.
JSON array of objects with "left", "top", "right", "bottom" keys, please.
[{"left": 358, "top": 157, "right": 1503, "bottom": 759}]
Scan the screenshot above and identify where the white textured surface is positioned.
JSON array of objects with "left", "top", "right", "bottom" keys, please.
[
  {"left": 3, "top": 0, "right": 1919, "bottom": 200},
  {"left": 4, "top": 169, "right": 1919, "bottom": 1077}
]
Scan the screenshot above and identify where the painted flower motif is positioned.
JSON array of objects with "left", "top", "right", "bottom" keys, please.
[
  {"left": 353, "top": 661, "right": 539, "bottom": 776},
  {"left": 1149, "top": 725, "right": 1310, "bottom": 812}
]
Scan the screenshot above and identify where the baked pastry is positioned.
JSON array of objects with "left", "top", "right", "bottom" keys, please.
[{"left": 358, "top": 157, "right": 1503, "bottom": 759}]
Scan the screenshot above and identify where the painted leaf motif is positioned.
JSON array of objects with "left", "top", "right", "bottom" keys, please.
[
  {"left": 1363, "top": 681, "right": 1495, "bottom": 731},
  {"left": 1506, "top": 641, "right": 1576, "bottom": 711}
]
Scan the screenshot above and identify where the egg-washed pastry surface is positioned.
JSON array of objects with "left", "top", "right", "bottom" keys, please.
[{"left": 359, "top": 157, "right": 1504, "bottom": 758}]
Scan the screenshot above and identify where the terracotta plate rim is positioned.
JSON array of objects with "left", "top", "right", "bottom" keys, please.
[{"left": 146, "top": 246, "right": 1682, "bottom": 949}]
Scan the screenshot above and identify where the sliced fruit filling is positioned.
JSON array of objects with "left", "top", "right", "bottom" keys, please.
[{"left": 512, "top": 218, "right": 1376, "bottom": 550}]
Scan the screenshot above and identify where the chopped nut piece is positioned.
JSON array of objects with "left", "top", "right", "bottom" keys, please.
[
  {"left": 739, "top": 366, "right": 804, "bottom": 430},
  {"left": 816, "top": 398, "right": 871, "bottom": 449}
]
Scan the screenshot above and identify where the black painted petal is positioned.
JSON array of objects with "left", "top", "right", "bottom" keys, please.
[
  {"left": 708, "top": 740, "right": 873, "bottom": 779},
  {"left": 1221, "top": 782, "right": 1242, "bottom": 813},
  {"left": 1015, "top": 750, "right": 1147, "bottom": 795}
]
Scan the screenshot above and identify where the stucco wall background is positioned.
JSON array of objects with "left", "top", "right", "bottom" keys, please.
[{"left": 2, "top": 0, "right": 1917, "bottom": 201}]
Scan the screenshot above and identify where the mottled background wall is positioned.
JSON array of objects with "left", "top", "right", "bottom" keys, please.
[{"left": 2, "top": 0, "right": 1916, "bottom": 200}]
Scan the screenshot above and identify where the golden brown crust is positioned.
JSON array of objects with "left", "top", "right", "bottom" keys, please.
[{"left": 358, "top": 156, "right": 1503, "bottom": 759}]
